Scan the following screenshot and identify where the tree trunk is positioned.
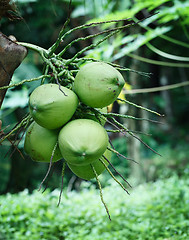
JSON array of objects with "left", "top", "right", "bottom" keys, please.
[
  {"left": 0, "top": 32, "right": 28, "bottom": 193},
  {"left": 0, "top": 32, "right": 27, "bottom": 109},
  {"left": 126, "top": 37, "right": 144, "bottom": 185}
]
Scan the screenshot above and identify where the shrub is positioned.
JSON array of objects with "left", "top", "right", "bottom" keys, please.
[{"left": 0, "top": 176, "right": 189, "bottom": 240}]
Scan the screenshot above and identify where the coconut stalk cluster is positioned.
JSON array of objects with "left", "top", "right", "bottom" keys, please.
[
  {"left": 25, "top": 62, "right": 132, "bottom": 220},
  {"left": 25, "top": 62, "right": 125, "bottom": 178},
  {"left": 0, "top": 17, "right": 162, "bottom": 219}
]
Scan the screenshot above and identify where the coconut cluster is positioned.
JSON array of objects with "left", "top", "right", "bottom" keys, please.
[{"left": 24, "top": 62, "right": 125, "bottom": 180}]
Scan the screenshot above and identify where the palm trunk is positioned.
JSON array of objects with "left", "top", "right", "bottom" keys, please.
[{"left": 0, "top": 32, "right": 27, "bottom": 109}]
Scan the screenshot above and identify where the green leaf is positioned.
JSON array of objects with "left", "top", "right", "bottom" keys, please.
[{"left": 112, "top": 26, "right": 171, "bottom": 61}]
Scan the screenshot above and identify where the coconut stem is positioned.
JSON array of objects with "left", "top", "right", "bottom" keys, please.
[
  {"left": 117, "top": 98, "right": 163, "bottom": 117},
  {"left": 42, "top": 163, "right": 56, "bottom": 193},
  {"left": 106, "top": 129, "right": 152, "bottom": 136},
  {"left": 0, "top": 75, "right": 50, "bottom": 90},
  {"left": 111, "top": 117, "right": 161, "bottom": 156},
  {"left": 0, "top": 114, "right": 32, "bottom": 144},
  {"left": 59, "top": 21, "right": 135, "bottom": 57},
  {"left": 91, "top": 164, "right": 111, "bottom": 221},
  {"left": 104, "top": 112, "right": 163, "bottom": 125},
  {"left": 107, "top": 146, "right": 138, "bottom": 164},
  {"left": 57, "top": 18, "right": 133, "bottom": 57},
  {"left": 99, "top": 158, "right": 130, "bottom": 195},
  {"left": 64, "top": 21, "right": 137, "bottom": 66},
  {"left": 57, "top": 161, "right": 66, "bottom": 207},
  {"left": 74, "top": 58, "right": 151, "bottom": 78},
  {"left": 5, "top": 126, "right": 25, "bottom": 160},
  {"left": 38, "top": 142, "right": 59, "bottom": 191},
  {"left": 102, "top": 154, "right": 132, "bottom": 188}
]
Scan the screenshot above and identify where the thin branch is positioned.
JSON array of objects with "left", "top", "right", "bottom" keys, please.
[
  {"left": 106, "top": 129, "right": 152, "bottom": 136},
  {"left": 5, "top": 127, "right": 26, "bottom": 160},
  {"left": 57, "top": 161, "right": 66, "bottom": 207},
  {"left": 105, "top": 116, "right": 156, "bottom": 156},
  {"left": 91, "top": 164, "right": 111, "bottom": 220},
  {"left": 103, "top": 112, "right": 163, "bottom": 125},
  {"left": 74, "top": 57, "right": 152, "bottom": 78},
  {"left": 57, "top": 18, "right": 133, "bottom": 47},
  {"left": 0, "top": 115, "right": 32, "bottom": 144},
  {"left": 0, "top": 75, "right": 50, "bottom": 90},
  {"left": 38, "top": 142, "right": 59, "bottom": 191},
  {"left": 117, "top": 98, "right": 163, "bottom": 116},
  {"left": 48, "top": 0, "right": 72, "bottom": 56},
  {"left": 42, "top": 163, "right": 56, "bottom": 193},
  {"left": 99, "top": 158, "right": 130, "bottom": 194},
  {"left": 59, "top": 22, "right": 136, "bottom": 57},
  {"left": 107, "top": 146, "right": 138, "bottom": 164},
  {"left": 41, "top": 65, "right": 50, "bottom": 84},
  {"left": 102, "top": 154, "right": 132, "bottom": 188},
  {"left": 64, "top": 14, "right": 157, "bottom": 65},
  {"left": 124, "top": 81, "right": 189, "bottom": 94},
  {"left": 64, "top": 21, "right": 137, "bottom": 65},
  {"left": 55, "top": 77, "right": 67, "bottom": 96},
  {"left": 17, "top": 42, "right": 47, "bottom": 55},
  {"left": 111, "top": 117, "right": 161, "bottom": 156}
]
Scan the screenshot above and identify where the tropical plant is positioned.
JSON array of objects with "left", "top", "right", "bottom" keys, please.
[{"left": 0, "top": 0, "right": 164, "bottom": 217}]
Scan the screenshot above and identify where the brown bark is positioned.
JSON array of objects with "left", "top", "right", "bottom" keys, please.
[{"left": 0, "top": 32, "right": 27, "bottom": 109}]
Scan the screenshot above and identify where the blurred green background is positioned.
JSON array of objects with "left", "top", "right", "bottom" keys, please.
[{"left": 0, "top": 0, "right": 189, "bottom": 239}]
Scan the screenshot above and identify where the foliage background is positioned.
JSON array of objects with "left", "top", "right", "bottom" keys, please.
[
  {"left": 0, "top": 176, "right": 189, "bottom": 240},
  {"left": 0, "top": 0, "right": 189, "bottom": 239}
]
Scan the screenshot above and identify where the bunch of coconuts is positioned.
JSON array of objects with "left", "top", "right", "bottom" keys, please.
[{"left": 24, "top": 62, "right": 125, "bottom": 180}]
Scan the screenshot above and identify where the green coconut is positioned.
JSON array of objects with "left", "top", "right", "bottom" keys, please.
[
  {"left": 74, "top": 62, "right": 125, "bottom": 108},
  {"left": 24, "top": 122, "right": 62, "bottom": 162},
  {"left": 58, "top": 119, "right": 109, "bottom": 166},
  {"left": 29, "top": 83, "right": 79, "bottom": 129},
  {"left": 67, "top": 147, "right": 111, "bottom": 180}
]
